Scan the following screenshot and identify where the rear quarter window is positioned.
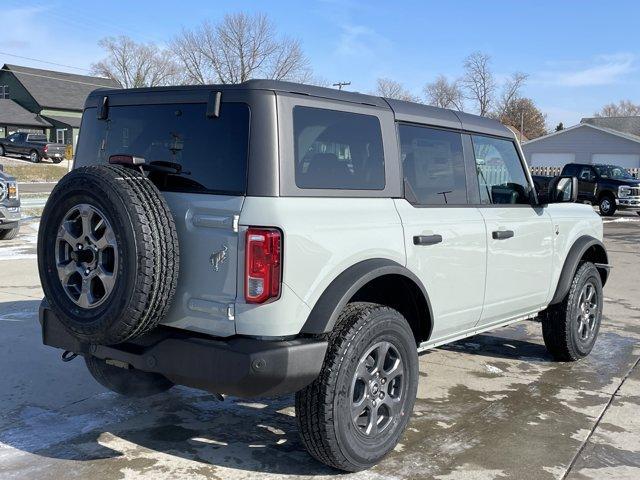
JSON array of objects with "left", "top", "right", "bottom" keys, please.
[
  {"left": 76, "top": 102, "right": 250, "bottom": 195},
  {"left": 293, "top": 106, "right": 385, "bottom": 190}
]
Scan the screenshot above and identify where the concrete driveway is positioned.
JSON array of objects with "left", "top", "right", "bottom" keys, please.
[{"left": 0, "top": 217, "right": 639, "bottom": 479}]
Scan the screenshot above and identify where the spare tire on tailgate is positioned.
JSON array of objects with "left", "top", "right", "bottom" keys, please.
[{"left": 38, "top": 165, "right": 179, "bottom": 345}]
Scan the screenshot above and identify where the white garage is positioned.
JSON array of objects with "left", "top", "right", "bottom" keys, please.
[
  {"left": 591, "top": 154, "right": 640, "bottom": 168},
  {"left": 522, "top": 119, "right": 640, "bottom": 171},
  {"left": 530, "top": 153, "right": 575, "bottom": 167}
]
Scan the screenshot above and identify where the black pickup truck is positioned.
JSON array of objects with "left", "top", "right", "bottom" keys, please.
[
  {"left": 533, "top": 163, "right": 640, "bottom": 216},
  {"left": 0, "top": 132, "right": 66, "bottom": 163},
  {"left": 0, "top": 165, "right": 20, "bottom": 239}
]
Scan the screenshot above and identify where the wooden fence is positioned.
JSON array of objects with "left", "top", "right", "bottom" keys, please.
[{"left": 529, "top": 165, "right": 640, "bottom": 178}]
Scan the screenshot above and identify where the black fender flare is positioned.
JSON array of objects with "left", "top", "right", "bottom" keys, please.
[
  {"left": 300, "top": 258, "right": 433, "bottom": 335},
  {"left": 550, "top": 235, "right": 609, "bottom": 305}
]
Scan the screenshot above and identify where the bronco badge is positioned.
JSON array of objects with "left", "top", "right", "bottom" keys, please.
[{"left": 210, "top": 245, "right": 228, "bottom": 272}]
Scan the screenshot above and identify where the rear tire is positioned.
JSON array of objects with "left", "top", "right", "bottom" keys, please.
[
  {"left": 29, "top": 150, "right": 40, "bottom": 163},
  {"left": 0, "top": 226, "right": 19, "bottom": 240},
  {"left": 295, "top": 302, "right": 418, "bottom": 472},
  {"left": 541, "top": 262, "right": 603, "bottom": 361},
  {"left": 598, "top": 194, "right": 616, "bottom": 216},
  {"left": 52, "top": 157, "right": 64, "bottom": 164},
  {"left": 85, "top": 355, "right": 173, "bottom": 397}
]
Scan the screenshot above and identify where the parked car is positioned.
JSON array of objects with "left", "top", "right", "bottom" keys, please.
[
  {"left": 533, "top": 163, "right": 640, "bottom": 216},
  {"left": 0, "top": 132, "right": 66, "bottom": 163},
  {"left": 37, "top": 81, "right": 609, "bottom": 472},
  {"left": 0, "top": 165, "right": 20, "bottom": 240}
]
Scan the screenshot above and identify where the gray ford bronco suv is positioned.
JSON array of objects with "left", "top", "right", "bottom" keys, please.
[{"left": 38, "top": 81, "right": 610, "bottom": 471}]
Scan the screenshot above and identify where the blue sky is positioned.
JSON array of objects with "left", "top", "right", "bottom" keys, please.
[{"left": 1, "top": 0, "right": 639, "bottom": 128}]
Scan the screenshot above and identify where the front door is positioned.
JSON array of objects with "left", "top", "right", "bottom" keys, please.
[
  {"left": 472, "top": 134, "right": 554, "bottom": 325},
  {"left": 395, "top": 124, "right": 487, "bottom": 342},
  {"left": 577, "top": 165, "right": 597, "bottom": 202}
]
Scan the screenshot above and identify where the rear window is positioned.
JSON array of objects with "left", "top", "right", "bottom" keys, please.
[
  {"left": 293, "top": 106, "right": 385, "bottom": 190},
  {"left": 27, "top": 134, "right": 47, "bottom": 142},
  {"left": 76, "top": 103, "right": 250, "bottom": 195}
]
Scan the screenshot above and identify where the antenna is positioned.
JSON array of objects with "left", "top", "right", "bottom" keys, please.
[{"left": 332, "top": 81, "right": 351, "bottom": 91}]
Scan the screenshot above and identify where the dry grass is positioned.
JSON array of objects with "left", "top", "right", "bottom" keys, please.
[{"left": 2, "top": 164, "right": 67, "bottom": 183}]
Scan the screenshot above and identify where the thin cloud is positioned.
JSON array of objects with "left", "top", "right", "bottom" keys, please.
[
  {"left": 336, "top": 24, "right": 391, "bottom": 58},
  {"left": 536, "top": 53, "right": 636, "bottom": 87}
]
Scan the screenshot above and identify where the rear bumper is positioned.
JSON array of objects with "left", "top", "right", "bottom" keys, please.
[{"left": 40, "top": 302, "right": 327, "bottom": 398}]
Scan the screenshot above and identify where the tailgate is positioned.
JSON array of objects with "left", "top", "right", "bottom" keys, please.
[
  {"left": 46, "top": 144, "right": 66, "bottom": 156},
  {"left": 159, "top": 192, "right": 243, "bottom": 336}
]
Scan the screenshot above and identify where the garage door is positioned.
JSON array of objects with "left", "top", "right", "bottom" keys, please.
[
  {"left": 529, "top": 153, "right": 575, "bottom": 167},
  {"left": 591, "top": 154, "right": 640, "bottom": 168}
]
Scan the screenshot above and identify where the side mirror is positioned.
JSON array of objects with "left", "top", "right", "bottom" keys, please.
[{"left": 546, "top": 175, "right": 578, "bottom": 204}]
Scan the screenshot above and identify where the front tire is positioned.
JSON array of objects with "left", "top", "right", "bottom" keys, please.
[
  {"left": 0, "top": 144, "right": 5, "bottom": 156},
  {"left": 85, "top": 355, "right": 174, "bottom": 397},
  {"left": 541, "top": 262, "right": 603, "bottom": 361},
  {"left": 598, "top": 194, "right": 616, "bottom": 216},
  {"left": 295, "top": 302, "right": 418, "bottom": 472}
]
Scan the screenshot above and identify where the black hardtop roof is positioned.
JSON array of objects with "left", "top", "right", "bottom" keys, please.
[{"left": 86, "top": 79, "right": 513, "bottom": 139}]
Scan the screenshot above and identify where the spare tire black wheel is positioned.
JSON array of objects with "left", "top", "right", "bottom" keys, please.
[{"left": 38, "top": 165, "right": 179, "bottom": 345}]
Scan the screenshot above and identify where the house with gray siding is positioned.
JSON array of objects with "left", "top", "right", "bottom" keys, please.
[
  {"left": 522, "top": 117, "right": 640, "bottom": 169},
  {"left": 0, "top": 64, "right": 119, "bottom": 153}
]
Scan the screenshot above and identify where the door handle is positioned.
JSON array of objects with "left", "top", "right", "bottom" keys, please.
[
  {"left": 413, "top": 234, "right": 443, "bottom": 246},
  {"left": 492, "top": 230, "right": 514, "bottom": 240}
]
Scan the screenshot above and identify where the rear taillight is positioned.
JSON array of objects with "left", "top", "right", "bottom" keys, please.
[
  {"left": 44, "top": 145, "right": 48, "bottom": 153},
  {"left": 245, "top": 228, "right": 281, "bottom": 304}
]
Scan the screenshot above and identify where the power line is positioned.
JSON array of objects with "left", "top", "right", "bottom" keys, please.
[
  {"left": 0, "top": 67, "right": 118, "bottom": 89},
  {"left": 0, "top": 51, "right": 91, "bottom": 72}
]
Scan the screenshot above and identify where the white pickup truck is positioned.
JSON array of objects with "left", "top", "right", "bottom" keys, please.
[{"left": 37, "top": 81, "right": 609, "bottom": 472}]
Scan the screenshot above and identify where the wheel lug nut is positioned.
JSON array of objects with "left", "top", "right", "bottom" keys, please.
[
  {"left": 85, "top": 269, "right": 90, "bottom": 275},
  {"left": 77, "top": 244, "right": 83, "bottom": 250},
  {"left": 379, "top": 393, "right": 384, "bottom": 399},
  {"left": 381, "top": 378, "right": 386, "bottom": 384},
  {"left": 372, "top": 400, "right": 376, "bottom": 406}
]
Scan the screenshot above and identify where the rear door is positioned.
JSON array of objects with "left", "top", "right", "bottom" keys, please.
[
  {"left": 471, "top": 135, "right": 554, "bottom": 325},
  {"left": 394, "top": 124, "right": 487, "bottom": 342},
  {"left": 74, "top": 97, "right": 251, "bottom": 336}
]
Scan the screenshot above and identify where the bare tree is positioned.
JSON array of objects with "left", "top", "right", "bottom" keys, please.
[
  {"left": 424, "top": 75, "right": 464, "bottom": 110},
  {"left": 373, "top": 78, "right": 420, "bottom": 102},
  {"left": 91, "top": 36, "right": 179, "bottom": 88},
  {"left": 495, "top": 72, "right": 528, "bottom": 116},
  {"left": 172, "top": 13, "right": 312, "bottom": 84},
  {"left": 594, "top": 99, "right": 640, "bottom": 117},
  {"left": 460, "top": 51, "right": 496, "bottom": 116},
  {"left": 498, "top": 97, "right": 547, "bottom": 140}
]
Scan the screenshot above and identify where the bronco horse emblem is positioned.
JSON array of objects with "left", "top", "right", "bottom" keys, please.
[{"left": 210, "top": 245, "right": 228, "bottom": 272}]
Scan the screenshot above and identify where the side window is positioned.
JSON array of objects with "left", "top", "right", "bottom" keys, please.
[
  {"left": 578, "top": 167, "right": 595, "bottom": 181},
  {"left": 293, "top": 106, "right": 385, "bottom": 190},
  {"left": 399, "top": 124, "right": 467, "bottom": 205},
  {"left": 472, "top": 135, "right": 532, "bottom": 205},
  {"left": 563, "top": 164, "right": 580, "bottom": 177}
]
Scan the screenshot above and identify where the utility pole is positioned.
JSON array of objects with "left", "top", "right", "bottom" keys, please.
[{"left": 332, "top": 81, "right": 351, "bottom": 91}]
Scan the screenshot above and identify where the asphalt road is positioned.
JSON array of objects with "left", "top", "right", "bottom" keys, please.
[{"left": 0, "top": 215, "right": 639, "bottom": 479}]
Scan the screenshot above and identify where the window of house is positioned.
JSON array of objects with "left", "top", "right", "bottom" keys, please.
[
  {"left": 293, "top": 106, "right": 385, "bottom": 190},
  {"left": 472, "top": 135, "right": 532, "bottom": 205},
  {"left": 0, "top": 86, "right": 9, "bottom": 99},
  {"left": 399, "top": 125, "right": 467, "bottom": 205},
  {"left": 56, "top": 129, "right": 66, "bottom": 144}
]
